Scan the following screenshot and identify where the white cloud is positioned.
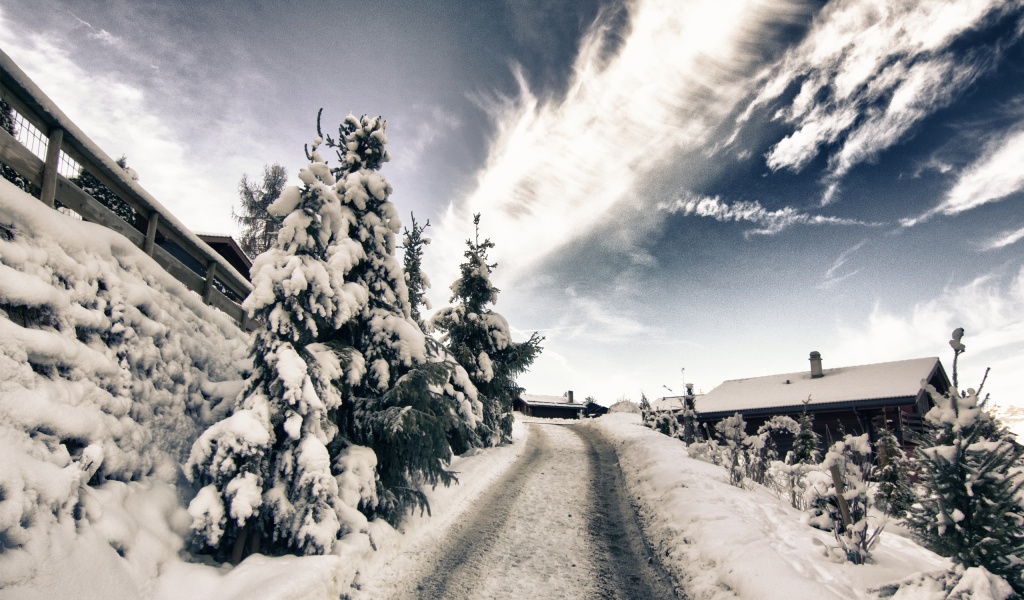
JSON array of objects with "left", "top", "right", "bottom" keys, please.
[
  {"left": 817, "top": 238, "right": 867, "bottom": 289},
  {"left": 429, "top": 0, "right": 817, "bottom": 288},
  {"left": 0, "top": 20, "right": 275, "bottom": 237},
  {"left": 71, "top": 13, "right": 122, "bottom": 47},
  {"left": 563, "top": 288, "right": 654, "bottom": 343},
  {"left": 902, "top": 127, "right": 1024, "bottom": 227},
  {"left": 744, "top": 0, "right": 1016, "bottom": 202},
  {"left": 980, "top": 225, "right": 1024, "bottom": 251},
  {"left": 658, "top": 193, "right": 879, "bottom": 236},
  {"left": 832, "top": 266, "right": 1024, "bottom": 407}
]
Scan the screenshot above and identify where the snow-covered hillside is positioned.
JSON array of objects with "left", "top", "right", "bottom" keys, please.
[{"left": 0, "top": 179, "right": 251, "bottom": 595}]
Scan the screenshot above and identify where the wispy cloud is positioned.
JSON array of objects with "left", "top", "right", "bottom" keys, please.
[
  {"left": 817, "top": 239, "right": 868, "bottom": 289},
  {"left": 902, "top": 126, "right": 1024, "bottom": 227},
  {"left": 564, "top": 287, "right": 654, "bottom": 343},
  {"left": 658, "top": 194, "right": 880, "bottom": 236},
  {"left": 741, "top": 0, "right": 1018, "bottom": 204},
  {"left": 71, "top": 13, "right": 122, "bottom": 47},
  {"left": 430, "top": 0, "right": 818, "bottom": 287},
  {"left": 388, "top": 105, "right": 461, "bottom": 175},
  {"left": 980, "top": 225, "right": 1024, "bottom": 251},
  {"left": 832, "top": 265, "right": 1024, "bottom": 404}
]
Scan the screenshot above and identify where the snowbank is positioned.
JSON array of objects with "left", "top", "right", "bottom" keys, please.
[
  {"left": 589, "top": 413, "right": 950, "bottom": 600},
  {"left": 0, "top": 180, "right": 251, "bottom": 595}
]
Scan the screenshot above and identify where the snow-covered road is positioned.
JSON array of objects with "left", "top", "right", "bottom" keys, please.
[{"left": 379, "top": 421, "right": 680, "bottom": 599}]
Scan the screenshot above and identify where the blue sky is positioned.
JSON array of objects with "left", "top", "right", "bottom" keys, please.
[{"left": 2, "top": 0, "right": 1023, "bottom": 407}]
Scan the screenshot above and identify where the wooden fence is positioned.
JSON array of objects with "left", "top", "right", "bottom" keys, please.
[{"left": 0, "top": 49, "right": 253, "bottom": 328}]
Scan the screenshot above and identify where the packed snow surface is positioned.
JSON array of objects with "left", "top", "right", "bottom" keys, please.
[{"left": 591, "top": 413, "right": 959, "bottom": 599}]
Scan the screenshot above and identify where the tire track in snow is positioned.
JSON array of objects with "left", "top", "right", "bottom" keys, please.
[
  {"left": 401, "top": 424, "right": 550, "bottom": 598},
  {"left": 568, "top": 423, "right": 682, "bottom": 599},
  {"left": 393, "top": 422, "right": 681, "bottom": 599}
]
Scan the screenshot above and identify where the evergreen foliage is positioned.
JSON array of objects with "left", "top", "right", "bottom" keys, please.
[
  {"left": 186, "top": 126, "right": 370, "bottom": 560},
  {"left": 907, "top": 329, "right": 1024, "bottom": 593},
  {"left": 1, "top": 100, "right": 32, "bottom": 194},
  {"left": 873, "top": 423, "right": 915, "bottom": 518},
  {"left": 639, "top": 393, "right": 654, "bottom": 426},
  {"left": 186, "top": 112, "right": 470, "bottom": 560},
  {"left": 678, "top": 384, "right": 702, "bottom": 444},
  {"left": 749, "top": 415, "right": 799, "bottom": 486},
  {"left": 315, "top": 113, "right": 463, "bottom": 525},
  {"left": 431, "top": 213, "right": 543, "bottom": 446},
  {"left": 401, "top": 213, "right": 431, "bottom": 328},
  {"left": 791, "top": 397, "right": 821, "bottom": 465},
  {"left": 233, "top": 163, "right": 288, "bottom": 258},
  {"left": 69, "top": 156, "right": 141, "bottom": 229}
]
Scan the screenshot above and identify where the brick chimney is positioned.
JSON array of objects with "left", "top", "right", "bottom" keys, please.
[
  {"left": 567, "top": 390, "right": 574, "bottom": 403},
  {"left": 809, "top": 351, "right": 824, "bottom": 378}
]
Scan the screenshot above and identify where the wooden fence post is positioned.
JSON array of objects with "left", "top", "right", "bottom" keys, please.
[
  {"left": 203, "top": 260, "right": 218, "bottom": 305},
  {"left": 829, "top": 465, "right": 853, "bottom": 529},
  {"left": 144, "top": 212, "right": 160, "bottom": 255},
  {"left": 40, "top": 126, "right": 63, "bottom": 207}
]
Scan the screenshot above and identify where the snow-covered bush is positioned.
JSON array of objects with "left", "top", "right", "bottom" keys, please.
[
  {"left": 0, "top": 179, "right": 249, "bottom": 583},
  {"left": 715, "top": 413, "right": 748, "bottom": 487},
  {"left": 748, "top": 415, "right": 799, "bottom": 486},
  {"left": 873, "top": 423, "right": 914, "bottom": 518},
  {"left": 907, "top": 328, "right": 1024, "bottom": 593},
  {"left": 431, "top": 213, "right": 542, "bottom": 447},
  {"left": 687, "top": 439, "right": 723, "bottom": 466},
  {"left": 807, "top": 434, "right": 883, "bottom": 565},
  {"left": 650, "top": 410, "right": 682, "bottom": 438}
]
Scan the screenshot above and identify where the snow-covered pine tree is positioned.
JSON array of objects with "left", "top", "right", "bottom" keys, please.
[
  {"left": 907, "top": 329, "right": 1024, "bottom": 593},
  {"left": 399, "top": 214, "right": 483, "bottom": 456},
  {"left": 790, "top": 397, "right": 820, "bottom": 465},
  {"left": 679, "top": 383, "right": 701, "bottom": 444},
  {"left": 401, "top": 213, "right": 431, "bottom": 328},
  {"left": 873, "top": 422, "right": 914, "bottom": 518},
  {"left": 1, "top": 100, "right": 32, "bottom": 194},
  {"left": 320, "top": 113, "right": 463, "bottom": 524},
  {"left": 779, "top": 399, "right": 820, "bottom": 509},
  {"left": 639, "top": 393, "right": 654, "bottom": 426},
  {"left": 69, "top": 156, "right": 141, "bottom": 229},
  {"left": 234, "top": 163, "right": 288, "bottom": 259},
  {"left": 186, "top": 130, "right": 370, "bottom": 561},
  {"left": 431, "top": 213, "right": 543, "bottom": 446}
]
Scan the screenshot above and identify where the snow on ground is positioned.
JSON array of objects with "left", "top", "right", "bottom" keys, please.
[
  {"left": 589, "top": 413, "right": 953, "bottom": 600},
  {"left": 0, "top": 180, "right": 250, "bottom": 598},
  {"left": 0, "top": 183, "right": 523, "bottom": 599},
  {"left": 149, "top": 419, "right": 529, "bottom": 600}
]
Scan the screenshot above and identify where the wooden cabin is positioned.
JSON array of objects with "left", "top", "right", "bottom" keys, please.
[
  {"left": 691, "top": 352, "right": 950, "bottom": 453},
  {"left": 514, "top": 391, "right": 586, "bottom": 419}
]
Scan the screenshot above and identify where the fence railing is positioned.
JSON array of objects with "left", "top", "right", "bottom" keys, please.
[{"left": 0, "top": 49, "right": 253, "bottom": 329}]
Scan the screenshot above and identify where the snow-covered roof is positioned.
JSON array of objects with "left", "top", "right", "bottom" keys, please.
[
  {"left": 651, "top": 396, "right": 689, "bottom": 412},
  {"left": 520, "top": 394, "right": 583, "bottom": 409},
  {"left": 696, "top": 357, "right": 943, "bottom": 416}
]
